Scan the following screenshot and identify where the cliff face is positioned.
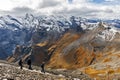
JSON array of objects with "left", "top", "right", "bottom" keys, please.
[
  {"left": 46, "top": 24, "right": 104, "bottom": 69},
  {"left": 47, "top": 25, "right": 120, "bottom": 70},
  {"left": 46, "top": 31, "right": 95, "bottom": 69}
]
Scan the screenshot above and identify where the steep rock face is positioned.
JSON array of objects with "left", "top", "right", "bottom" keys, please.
[
  {"left": 84, "top": 40, "right": 120, "bottom": 79},
  {"left": 47, "top": 23, "right": 120, "bottom": 69},
  {"left": 47, "top": 32, "right": 96, "bottom": 69}
]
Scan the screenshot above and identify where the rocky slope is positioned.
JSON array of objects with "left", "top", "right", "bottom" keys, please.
[
  {"left": 45, "top": 22, "right": 120, "bottom": 79},
  {"left": 0, "top": 60, "right": 92, "bottom": 80}
]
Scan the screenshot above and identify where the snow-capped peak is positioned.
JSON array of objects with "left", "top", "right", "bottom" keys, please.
[{"left": 0, "top": 14, "right": 120, "bottom": 59}]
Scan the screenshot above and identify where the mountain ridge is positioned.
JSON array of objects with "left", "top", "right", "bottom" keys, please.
[{"left": 0, "top": 14, "right": 120, "bottom": 59}]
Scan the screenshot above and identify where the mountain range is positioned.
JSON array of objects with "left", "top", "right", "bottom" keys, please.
[
  {"left": 1, "top": 14, "right": 120, "bottom": 79},
  {"left": 1, "top": 14, "right": 120, "bottom": 59}
]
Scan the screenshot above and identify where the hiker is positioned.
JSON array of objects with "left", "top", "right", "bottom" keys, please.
[
  {"left": 27, "top": 58, "right": 32, "bottom": 70},
  {"left": 41, "top": 62, "right": 45, "bottom": 73},
  {"left": 18, "top": 59, "right": 23, "bottom": 69}
]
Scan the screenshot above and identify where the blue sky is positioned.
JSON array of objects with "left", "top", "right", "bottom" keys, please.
[
  {"left": 90, "top": 0, "right": 120, "bottom": 4},
  {"left": 68, "top": 0, "right": 107, "bottom": 3},
  {"left": 0, "top": 0, "right": 119, "bottom": 19},
  {"left": 91, "top": 0, "right": 105, "bottom": 3},
  {"left": 68, "top": 0, "right": 73, "bottom": 3}
]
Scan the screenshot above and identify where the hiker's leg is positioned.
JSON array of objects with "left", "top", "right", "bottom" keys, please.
[
  {"left": 30, "top": 65, "right": 32, "bottom": 69},
  {"left": 21, "top": 65, "right": 23, "bottom": 69},
  {"left": 21, "top": 66, "right": 22, "bottom": 69},
  {"left": 20, "top": 65, "right": 22, "bottom": 69},
  {"left": 41, "top": 67, "right": 43, "bottom": 72},
  {"left": 28, "top": 65, "right": 30, "bottom": 69},
  {"left": 29, "top": 65, "right": 32, "bottom": 70},
  {"left": 43, "top": 67, "right": 45, "bottom": 73}
]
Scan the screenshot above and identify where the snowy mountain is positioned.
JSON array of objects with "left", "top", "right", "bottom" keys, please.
[
  {"left": 0, "top": 14, "right": 83, "bottom": 59},
  {"left": 0, "top": 14, "right": 120, "bottom": 59}
]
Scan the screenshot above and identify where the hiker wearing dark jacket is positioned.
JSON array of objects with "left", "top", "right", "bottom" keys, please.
[
  {"left": 18, "top": 59, "right": 23, "bottom": 69},
  {"left": 27, "top": 58, "right": 32, "bottom": 70}
]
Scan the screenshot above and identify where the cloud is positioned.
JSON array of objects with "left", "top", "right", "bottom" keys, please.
[
  {"left": 39, "top": 0, "right": 60, "bottom": 8},
  {"left": 0, "top": 0, "right": 120, "bottom": 19},
  {"left": 0, "top": 7, "right": 35, "bottom": 16},
  {"left": 52, "top": 5, "right": 114, "bottom": 19},
  {"left": 12, "top": 7, "right": 34, "bottom": 13}
]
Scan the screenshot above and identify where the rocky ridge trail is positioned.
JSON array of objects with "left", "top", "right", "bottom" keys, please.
[
  {"left": 0, "top": 61, "right": 92, "bottom": 80},
  {"left": 0, "top": 63, "right": 69, "bottom": 80}
]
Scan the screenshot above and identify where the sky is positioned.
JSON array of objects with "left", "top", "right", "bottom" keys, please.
[{"left": 0, "top": 0, "right": 120, "bottom": 19}]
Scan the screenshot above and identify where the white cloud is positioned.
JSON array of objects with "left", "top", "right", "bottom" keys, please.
[
  {"left": 39, "top": 0, "right": 61, "bottom": 8},
  {"left": 0, "top": 0, "right": 13, "bottom": 10},
  {"left": 0, "top": 0, "right": 120, "bottom": 19},
  {"left": 0, "top": 0, "right": 40, "bottom": 10}
]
